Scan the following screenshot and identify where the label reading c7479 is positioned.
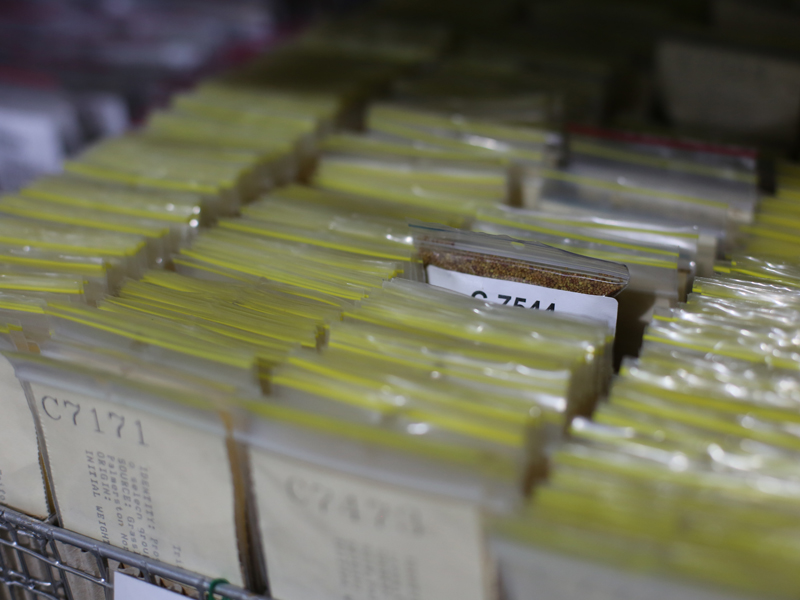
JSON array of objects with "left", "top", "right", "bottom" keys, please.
[{"left": 426, "top": 266, "right": 619, "bottom": 332}]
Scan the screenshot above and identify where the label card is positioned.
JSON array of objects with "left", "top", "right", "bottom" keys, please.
[
  {"left": 114, "top": 572, "right": 184, "bottom": 600},
  {"left": 29, "top": 382, "right": 244, "bottom": 586},
  {"left": 658, "top": 39, "right": 800, "bottom": 143},
  {"left": 426, "top": 266, "right": 618, "bottom": 332},
  {"left": 249, "top": 448, "right": 492, "bottom": 600},
  {"left": 0, "top": 355, "right": 49, "bottom": 517}
]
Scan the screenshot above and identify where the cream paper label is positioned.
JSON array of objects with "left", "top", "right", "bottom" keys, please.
[
  {"left": 0, "top": 356, "right": 49, "bottom": 517},
  {"left": 427, "top": 266, "right": 619, "bottom": 332},
  {"left": 249, "top": 448, "right": 492, "bottom": 600},
  {"left": 29, "top": 382, "right": 243, "bottom": 586}
]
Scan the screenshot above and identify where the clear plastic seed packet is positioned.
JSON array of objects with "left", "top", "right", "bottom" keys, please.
[
  {"left": 237, "top": 396, "right": 509, "bottom": 600},
  {"left": 9, "top": 353, "right": 251, "bottom": 587},
  {"left": 0, "top": 196, "right": 174, "bottom": 267},
  {"left": 524, "top": 166, "right": 736, "bottom": 247},
  {"left": 412, "top": 223, "right": 629, "bottom": 331},
  {"left": 367, "top": 102, "right": 564, "bottom": 165},
  {"left": 22, "top": 174, "right": 204, "bottom": 241}
]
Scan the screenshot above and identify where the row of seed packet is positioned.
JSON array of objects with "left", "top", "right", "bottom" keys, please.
[
  {"left": 148, "top": 185, "right": 617, "bottom": 598},
  {"left": 0, "top": 264, "right": 356, "bottom": 590},
  {"left": 0, "top": 225, "right": 113, "bottom": 520},
  {"left": 488, "top": 258, "right": 800, "bottom": 600},
  {"left": 522, "top": 127, "right": 761, "bottom": 254},
  {"left": 0, "top": 264, "right": 614, "bottom": 600},
  {"left": 213, "top": 27, "right": 436, "bottom": 132},
  {"left": 238, "top": 278, "right": 613, "bottom": 600},
  {"left": 215, "top": 183, "right": 630, "bottom": 346},
  {"left": 0, "top": 166, "right": 426, "bottom": 586},
  {"left": 311, "top": 101, "right": 564, "bottom": 217},
  {"left": 0, "top": 207, "right": 149, "bottom": 523}
]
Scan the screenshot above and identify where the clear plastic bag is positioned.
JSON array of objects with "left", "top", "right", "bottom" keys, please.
[{"left": 413, "top": 222, "right": 629, "bottom": 297}]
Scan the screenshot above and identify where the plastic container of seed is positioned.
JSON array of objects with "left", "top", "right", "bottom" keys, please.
[{"left": 412, "top": 223, "right": 629, "bottom": 298}]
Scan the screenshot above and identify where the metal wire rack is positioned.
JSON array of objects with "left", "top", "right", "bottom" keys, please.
[{"left": 0, "top": 507, "right": 269, "bottom": 600}]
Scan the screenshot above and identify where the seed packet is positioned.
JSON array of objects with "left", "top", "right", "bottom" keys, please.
[
  {"left": 141, "top": 112, "right": 307, "bottom": 189},
  {"left": 567, "top": 123, "right": 759, "bottom": 178},
  {"left": 413, "top": 223, "right": 628, "bottom": 331},
  {"left": 218, "top": 217, "right": 416, "bottom": 263},
  {"left": 320, "top": 131, "right": 511, "bottom": 166},
  {"left": 0, "top": 196, "right": 173, "bottom": 266},
  {"left": 525, "top": 166, "right": 734, "bottom": 243},
  {"left": 63, "top": 156, "right": 241, "bottom": 219},
  {"left": 271, "top": 350, "right": 539, "bottom": 465},
  {"left": 692, "top": 276, "right": 800, "bottom": 308},
  {"left": 567, "top": 137, "right": 760, "bottom": 221},
  {"left": 477, "top": 204, "right": 716, "bottom": 275},
  {"left": 44, "top": 302, "right": 262, "bottom": 395},
  {"left": 325, "top": 320, "right": 573, "bottom": 437},
  {"left": 265, "top": 183, "right": 469, "bottom": 227},
  {"left": 188, "top": 82, "right": 342, "bottom": 133},
  {"left": 313, "top": 154, "right": 509, "bottom": 219},
  {"left": 241, "top": 193, "right": 413, "bottom": 245},
  {"left": 0, "top": 245, "right": 117, "bottom": 304},
  {"left": 368, "top": 102, "right": 563, "bottom": 165},
  {"left": 0, "top": 218, "right": 148, "bottom": 280},
  {"left": 22, "top": 174, "right": 204, "bottom": 241},
  {"left": 8, "top": 353, "right": 250, "bottom": 587},
  {"left": 237, "top": 398, "right": 507, "bottom": 600},
  {"left": 346, "top": 279, "right": 612, "bottom": 409},
  {"left": 0, "top": 273, "right": 86, "bottom": 304},
  {"left": 178, "top": 229, "right": 404, "bottom": 300}
]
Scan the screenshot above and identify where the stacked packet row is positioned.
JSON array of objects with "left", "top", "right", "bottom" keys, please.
[
  {"left": 0, "top": 264, "right": 613, "bottom": 598},
  {"left": 243, "top": 278, "right": 613, "bottom": 599},
  {"left": 490, "top": 255, "right": 800, "bottom": 600},
  {"left": 312, "top": 102, "right": 550, "bottom": 218}
]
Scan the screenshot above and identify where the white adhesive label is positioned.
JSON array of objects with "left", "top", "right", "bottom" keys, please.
[
  {"left": 427, "top": 266, "right": 619, "bottom": 332},
  {"left": 29, "top": 383, "right": 243, "bottom": 586},
  {"left": 249, "top": 448, "right": 491, "bottom": 600},
  {"left": 0, "top": 355, "right": 49, "bottom": 517},
  {"left": 114, "top": 573, "right": 184, "bottom": 600}
]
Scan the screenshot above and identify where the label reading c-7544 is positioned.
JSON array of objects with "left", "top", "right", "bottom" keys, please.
[{"left": 426, "top": 266, "right": 619, "bottom": 332}]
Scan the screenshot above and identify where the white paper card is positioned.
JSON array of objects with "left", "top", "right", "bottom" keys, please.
[
  {"left": 0, "top": 355, "right": 49, "bottom": 517},
  {"left": 250, "top": 448, "right": 491, "bottom": 600},
  {"left": 427, "top": 266, "right": 618, "bottom": 331},
  {"left": 114, "top": 572, "right": 185, "bottom": 600},
  {"left": 658, "top": 39, "right": 800, "bottom": 143},
  {"left": 29, "top": 383, "right": 244, "bottom": 586}
]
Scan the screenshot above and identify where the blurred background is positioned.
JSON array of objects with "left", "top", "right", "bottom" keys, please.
[{"left": 1, "top": 0, "right": 799, "bottom": 191}]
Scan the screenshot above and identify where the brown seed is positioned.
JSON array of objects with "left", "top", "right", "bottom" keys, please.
[{"left": 418, "top": 244, "right": 625, "bottom": 297}]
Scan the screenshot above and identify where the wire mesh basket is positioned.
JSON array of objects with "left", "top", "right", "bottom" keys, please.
[{"left": 0, "top": 507, "right": 269, "bottom": 600}]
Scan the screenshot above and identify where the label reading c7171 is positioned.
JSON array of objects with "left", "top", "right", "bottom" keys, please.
[{"left": 426, "top": 266, "right": 619, "bottom": 332}]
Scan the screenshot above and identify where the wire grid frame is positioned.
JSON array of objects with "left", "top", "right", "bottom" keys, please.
[{"left": 0, "top": 507, "right": 269, "bottom": 600}]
